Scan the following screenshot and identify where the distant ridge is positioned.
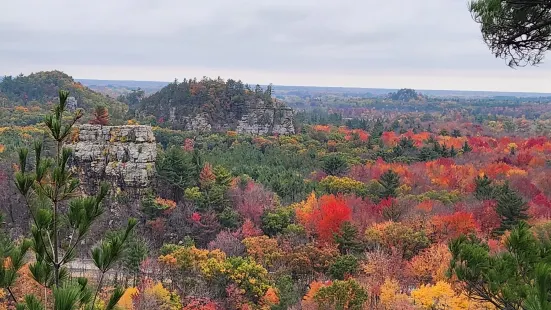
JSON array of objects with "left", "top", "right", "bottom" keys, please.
[{"left": 77, "top": 78, "right": 551, "bottom": 99}]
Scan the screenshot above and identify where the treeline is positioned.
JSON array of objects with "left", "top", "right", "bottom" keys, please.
[{"left": 138, "top": 78, "right": 280, "bottom": 127}]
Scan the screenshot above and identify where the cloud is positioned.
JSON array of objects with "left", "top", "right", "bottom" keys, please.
[{"left": 1, "top": 0, "right": 551, "bottom": 91}]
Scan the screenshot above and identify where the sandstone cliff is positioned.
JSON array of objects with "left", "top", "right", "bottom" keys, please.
[{"left": 71, "top": 125, "right": 156, "bottom": 194}]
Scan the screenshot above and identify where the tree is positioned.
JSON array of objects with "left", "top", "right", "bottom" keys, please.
[
  {"left": 156, "top": 147, "right": 195, "bottom": 200},
  {"left": 449, "top": 222, "right": 551, "bottom": 310},
  {"left": 462, "top": 141, "right": 473, "bottom": 153},
  {"left": 89, "top": 104, "right": 109, "bottom": 125},
  {"left": 469, "top": 0, "right": 551, "bottom": 67},
  {"left": 378, "top": 170, "right": 400, "bottom": 199},
  {"left": 474, "top": 175, "right": 496, "bottom": 200},
  {"left": 333, "top": 222, "right": 364, "bottom": 254},
  {"left": 322, "top": 154, "right": 349, "bottom": 176},
  {"left": 495, "top": 183, "right": 529, "bottom": 234},
  {"left": 328, "top": 255, "right": 358, "bottom": 280},
  {"left": 314, "top": 279, "right": 368, "bottom": 310},
  {"left": 11, "top": 90, "right": 136, "bottom": 309}
]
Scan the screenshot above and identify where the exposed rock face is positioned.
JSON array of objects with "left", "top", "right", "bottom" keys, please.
[
  {"left": 71, "top": 125, "right": 156, "bottom": 194},
  {"left": 236, "top": 108, "right": 295, "bottom": 135},
  {"left": 183, "top": 113, "right": 212, "bottom": 133}
]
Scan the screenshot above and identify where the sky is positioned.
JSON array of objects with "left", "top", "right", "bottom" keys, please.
[{"left": 2, "top": 0, "right": 551, "bottom": 92}]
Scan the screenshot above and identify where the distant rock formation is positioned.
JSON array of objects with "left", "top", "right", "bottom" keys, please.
[
  {"left": 180, "top": 108, "right": 295, "bottom": 135},
  {"left": 236, "top": 107, "right": 295, "bottom": 135},
  {"left": 71, "top": 125, "right": 156, "bottom": 194}
]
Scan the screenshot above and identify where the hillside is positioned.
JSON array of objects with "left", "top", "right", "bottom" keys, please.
[
  {"left": 137, "top": 77, "right": 294, "bottom": 133},
  {"left": 0, "top": 71, "right": 127, "bottom": 125}
]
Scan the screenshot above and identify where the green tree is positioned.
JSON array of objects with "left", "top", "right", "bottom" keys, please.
[
  {"left": 261, "top": 207, "right": 294, "bottom": 237},
  {"left": 378, "top": 170, "right": 400, "bottom": 199},
  {"left": 469, "top": 0, "right": 551, "bottom": 67},
  {"left": 474, "top": 175, "right": 496, "bottom": 200},
  {"left": 329, "top": 255, "right": 359, "bottom": 280},
  {"left": 11, "top": 90, "right": 136, "bottom": 309},
  {"left": 449, "top": 222, "right": 551, "bottom": 310},
  {"left": 156, "top": 146, "right": 195, "bottom": 200},
  {"left": 314, "top": 279, "right": 368, "bottom": 310},
  {"left": 495, "top": 183, "right": 529, "bottom": 235},
  {"left": 322, "top": 154, "right": 349, "bottom": 176},
  {"left": 333, "top": 222, "right": 363, "bottom": 255},
  {"left": 462, "top": 141, "right": 473, "bottom": 153}
]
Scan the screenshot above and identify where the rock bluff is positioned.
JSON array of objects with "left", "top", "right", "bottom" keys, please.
[{"left": 71, "top": 125, "right": 156, "bottom": 194}]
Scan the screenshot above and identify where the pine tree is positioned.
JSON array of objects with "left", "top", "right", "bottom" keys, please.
[
  {"left": 450, "top": 222, "right": 551, "bottom": 310},
  {"left": 10, "top": 90, "right": 136, "bottom": 309},
  {"left": 333, "top": 222, "right": 364, "bottom": 255},
  {"left": 495, "top": 184, "right": 529, "bottom": 235},
  {"left": 378, "top": 170, "right": 400, "bottom": 199},
  {"left": 474, "top": 175, "right": 495, "bottom": 200},
  {"left": 450, "top": 146, "right": 457, "bottom": 157},
  {"left": 322, "top": 154, "right": 349, "bottom": 176},
  {"left": 462, "top": 141, "right": 473, "bottom": 153}
]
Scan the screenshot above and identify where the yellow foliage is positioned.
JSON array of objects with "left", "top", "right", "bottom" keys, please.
[
  {"left": 145, "top": 282, "right": 181, "bottom": 310},
  {"left": 380, "top": 278, "right": 411, "bottom": 309},
  {"left": 411, "top": 281, "right": 493, "bottom": 310},
  {"left": 118, "top": 287, "right": 139, "bottom": 310},
  {"left": 408, "top": 243, "right": 451, "bottom": 283},
  {"left": 0, "top": 144, "right": 4, "bottom": 153}
]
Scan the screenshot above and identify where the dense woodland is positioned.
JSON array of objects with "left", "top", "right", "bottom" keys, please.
[{"left": 3, "top": 69, "right": 551, "bottom": 309}]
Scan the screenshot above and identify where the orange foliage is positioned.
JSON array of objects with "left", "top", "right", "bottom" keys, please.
[
  {"left": 430, "top": 211, "right": 477, "bottom": 242},
  {"left": 302, "top": 281, "right": 330, "bottom": 309},
  {"left": 408, "top": 243, "right": 451, "bottom": 284},
  {"left": 296, "top": 194, "right": 351, "bottom": 243},
  {"left": 313, "top": 125, "right": 331, "bottom": 132}
]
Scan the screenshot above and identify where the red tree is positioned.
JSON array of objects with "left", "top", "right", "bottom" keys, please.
[
  {"left": 89, "top": 105, "right": 109, "bottom": 125},
  {"left": 305, "top": 195, "right": 352, "bottom": 243}
]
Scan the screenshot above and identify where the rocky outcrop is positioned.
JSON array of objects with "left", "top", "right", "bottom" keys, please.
[
  {"left": 237, "top": 108, "right": 295, "bottom": 135},
  {"left": 183, "top": 113, "right": 212, "bottom": 133},
  {"left": 71, "top": 125, "right": 156, "bottom": 194}
]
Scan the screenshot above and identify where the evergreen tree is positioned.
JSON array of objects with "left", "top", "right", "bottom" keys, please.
[
  {"left": 333, "top": 222, "right": 363, "bottom": 255},
  {"left": 462, "top": 141, "right": 473, "bottom": 153},
  {"left": 450, "top": 146, "right": 457, "bottom": 157},
  {"left": 322, "top": 154, "right": 349, "bottom": 176},
  {"left": 450, "top": 222, "right": 551, "bottom": 310},
  {"left": 474, "top": 175, "right": 495, "bottom": 200},
  {"left": 495, "top": 183, "right": 529, "bottom": 235},
  {"left": 378, "top": 170, "right": 400, "bottom": 199},
  {"left": 371, "top": 119, "right": 384, "bottom": 137},
  {"left": 10, "top": 90, "right": 136, "bottom": 309}
]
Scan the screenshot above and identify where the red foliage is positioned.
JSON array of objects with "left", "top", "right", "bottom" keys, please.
[
  {"left": 510, "top": 176, "right": 541, "bottom": 200},
  {"left": 530, "top": 193, "right": 551, "bottom": 219},
  {"left": 515, "top": 152, "right": 534, "bottom": 167},
  {"left": 191, "top": 212, "right": 202, "bottom": 222},
  {"left": 303, "top": 195, "right": 352, "bottom": 243},
  {"left": 523, "top": 137, "right": 547, "bottom": 150},
  {"left": 183, "top": 297, "right": 221, "bottom": 310},
  {"left": 183, "top": 138, "right": 195, "bottom": 152},
  {"left": 346, "top": 195, "right": 382, "bottom": 232},
  {"left": 430, "top": 211, "right": 477, "bottom": 242},
  {"left": 89, "top": 106, "right": 109, "bottom": 125},
  {"left": 472, "top": 200, "right": 500, "bottom": 235},
  {"left": 231, "top": 180, "right": 276, "bottom": 225},
  {"left": 240, "top": 219, "right": 263, "bottom": 238}
]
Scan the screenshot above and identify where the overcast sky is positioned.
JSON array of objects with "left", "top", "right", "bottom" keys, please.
[{"left": 2, "top": 0, "right": 551, "bottom": 92}]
